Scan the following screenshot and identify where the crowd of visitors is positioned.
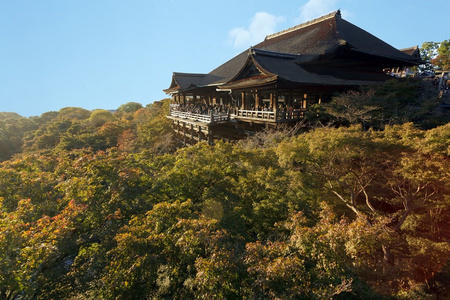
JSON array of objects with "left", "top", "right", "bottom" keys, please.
[
  {"left": 170, "top": 103, "right": 230, "bottom": 115},
  {"left": 170, "top": 102, "right": 305, "bottom": 115}
]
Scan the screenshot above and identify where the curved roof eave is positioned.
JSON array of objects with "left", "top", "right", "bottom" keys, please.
[{"left": 347, "top": 48, "right": 425, "bottom": 66}]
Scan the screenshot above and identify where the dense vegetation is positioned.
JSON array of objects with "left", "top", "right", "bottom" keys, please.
[{"left": 0, "top": 79, "right": 449, "bottom": 299}]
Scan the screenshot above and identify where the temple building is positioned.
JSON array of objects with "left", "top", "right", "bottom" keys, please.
[{"left": 164, "top": 10, "right": 422, "bottom": 145}]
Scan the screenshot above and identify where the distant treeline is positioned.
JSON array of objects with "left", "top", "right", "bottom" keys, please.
[{"left": 0, "top": 100, "right": 173, "bottom": 162}]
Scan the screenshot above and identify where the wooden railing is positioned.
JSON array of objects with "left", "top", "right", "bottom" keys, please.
[
  {"left": 236, "top": 109, "right": 305, "bottom": 122},
  {"left": 236, "top": 110, "right": 276, "bottom": 120},
  {"left": 275, "top": 109, "right": 305, "bottom": 121},
  {"left": 169, "top": 109, "right": 305, "bottom": 124},
  {"left": 169, "top": 111, "right": 229, "bottom": 124}
]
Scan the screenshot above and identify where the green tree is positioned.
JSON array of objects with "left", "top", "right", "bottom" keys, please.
[
  {"left": 57, "top": 107, "right": 91, "bottom": 120},
  {"left": 421, "top": 40, "right": 450, "bottom": 71},
  {"left": 101, "top": 200, "right": 231, "bottom": 299},
  {"left": 420, "top": 41, "right": 439, "bottom": 72},
  {"left": 88, "top": 109, "right": 116, "bottom": 127},
  {"left": 324, "top": 89, "right": 378, "bottom": 128},
  {"left": 0, "top": 197, "right": 86, "bottom": 299},
  {"left": 323, "top": 78, "right": 442, "bottom": 129},
  {"left": 432, "top": 39, "right": 450, "bottom": 70},
  {"left": 0, "top": 113, "right": 37, "bottom": 161},
  {"left": 117, "top": 102, "right": 143, "bottom": 114},
  {"left": 134, "top": 99, "right": 173, "bottom": 154}
]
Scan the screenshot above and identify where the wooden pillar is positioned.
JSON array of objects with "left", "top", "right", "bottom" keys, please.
[
  {"left": 182, "top": 122, "right": 187, "bottom": 146},
  {"left": 438, "top": 72, "right": 447, "bottom": 91},
  {"left": 274, "top": 91, "right": 279, "bottom": 122},
  {"left": 255, "top": 91, "right": 260, "bottom": 110},
  {"left": 274, "top": 91, "right": 279, "bottom": 110},
  {"left": 209, "top": 110, "right": 215, "bottom": 124},
  {"left": 190, "top": 124, "right": 194, "bottom": 144},
  {"left": 241, "top": 92, "right": 245, "bottom": 110},
  {"left": 270, "top": 93, "right": 274, "bottom": 110},
  {"left": 208, "top": 129, "right": 213, "bottom": 145},
  {"left": 198, "top": 127, "right": 202, "bottom": 142}
]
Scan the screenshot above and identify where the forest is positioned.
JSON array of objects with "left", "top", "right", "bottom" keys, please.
[{"left": 0, "top": 77, "right": 449, "bottom": 299}]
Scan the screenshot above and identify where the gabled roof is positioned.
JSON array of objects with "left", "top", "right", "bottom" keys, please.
[
  {"left": 258, "top": 10, "right": 419, "bottom": 64},
  {"left": 399, "top": 46, "right": 422, "bottom": 60},
  {"left": 165, "top": 10, "right": 423, "bottom": 94}
]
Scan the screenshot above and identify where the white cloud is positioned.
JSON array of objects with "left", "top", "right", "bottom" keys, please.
[
  {"left": 297, "top": 0, "right": 339, "bottom": 23},
  {"left": 229, "top": 12, "right": 285, "bottom": 49}
]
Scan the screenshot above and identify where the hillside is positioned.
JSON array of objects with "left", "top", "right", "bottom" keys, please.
[
  {"left": 0, "top": 100, "right": 173, "bottom": 162},
  {"left": 0, "top": 94, "right": 449, "bottom": 299}
]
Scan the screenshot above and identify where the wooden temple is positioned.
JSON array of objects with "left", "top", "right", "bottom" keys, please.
[{"left": 164, "top": 10, "right": 422, "bottom": 145}]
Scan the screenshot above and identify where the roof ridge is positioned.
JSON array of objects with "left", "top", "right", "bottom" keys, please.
[
  {"left": 173, "top": 72, "right": 208, "bottom": 77},
  {"left": 399, "top": 45, "right": 419, "bottom": 51},
  {"left": 251, "top": 48, "right": 300, "bottom": 59},
  {"left": 265, "top": 9, "right": 341, "bottom": 40}
]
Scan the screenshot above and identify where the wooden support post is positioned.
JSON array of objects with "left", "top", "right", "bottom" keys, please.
[
  {"left": 255, "top": 91, "right": 260, "bottom": 110},
  {"left": 288, "top": 90, "right": 292, "bottom": 108},
  {"left": 182, "top": 122, "right": 187, "bottom": 146},
  {"left": 270, "top": 93, "right": 274, "bottom": 111},
  {"left": 209, "top": 110, "right": 215, "bottom": 124},
  {"left": 274, "top": 91, "right": 278, "bottom": 110},
  {"left": 208, "top": 129, "right": 213, "bottom": 145},
  {"left": 438, "top": 72, "right": 447, "bottom": 92}
]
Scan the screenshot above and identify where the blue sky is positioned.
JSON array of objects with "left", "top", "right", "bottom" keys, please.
[{"left": 1, "top": 0, "right": 449, "bottom": 117}]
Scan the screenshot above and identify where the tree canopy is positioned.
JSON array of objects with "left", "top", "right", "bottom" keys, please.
[{"left": 0, "top": 85, "right": 449, "bottom": 298}]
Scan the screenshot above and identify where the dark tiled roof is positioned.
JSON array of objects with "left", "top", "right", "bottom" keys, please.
[
  {"left": 165, "top": 10, "right": 422, "bottom": 93},
  {"left": 222, "top": 48, "right": 389, "bottom": 89},
  {"left": 258, "top": 11, "right": 419, "bottom": 64},
  {"left": 220, "top": 76, "right": 278, "bottom": 90},
  {"left": 163, "top": 72, "right": 224, "bottom": 93},
  {"left": 208, "top": 51, "right": 249, "bottom": 84},
  {"left": 173, "top": 73, "right": 208, "bottom": 89}
]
